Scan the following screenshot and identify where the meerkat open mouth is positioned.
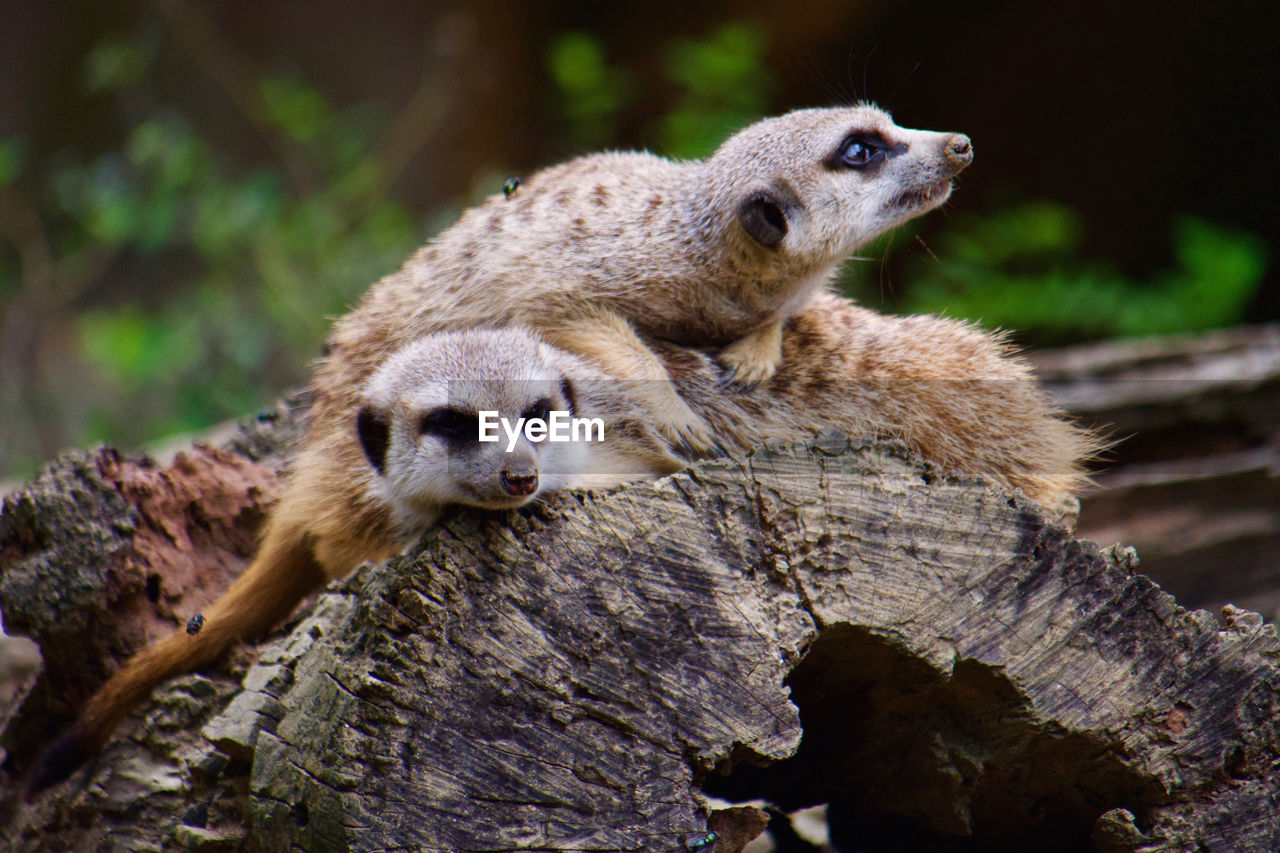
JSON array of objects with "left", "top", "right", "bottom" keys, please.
[{"left": 891, "top": 179, "right": 952, "bottom": 209}]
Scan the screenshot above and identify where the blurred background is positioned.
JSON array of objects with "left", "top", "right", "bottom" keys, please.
[{"left": 1, "top": 0, "right": 1278, "bottom": 480}]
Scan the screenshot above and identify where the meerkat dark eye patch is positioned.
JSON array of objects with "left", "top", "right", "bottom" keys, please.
[
  {"left": 827, "top": 132, "right": 891, "bottom": 170},
  {"left": 356, "top": 406, "right": 391, "bottom": 474},
  {"left": 418, "top": 407, "right": 478, "bottom": 444},
  {"left": 738, "top": 191, "right": 789, "bottom": 249},
  {"left": 559, "top": 378, "right": 577, "bottom": 415}
]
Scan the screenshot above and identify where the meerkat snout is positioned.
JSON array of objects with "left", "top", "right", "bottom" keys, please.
[
  {"left": 500, "top": 468, "right": 539, "bottom": 497},
  {"left": 706, "top": 105, "right": 976, "bottom": 272},
  {"left": 944, "top": 134, "right": 973, "bottom": 173}
]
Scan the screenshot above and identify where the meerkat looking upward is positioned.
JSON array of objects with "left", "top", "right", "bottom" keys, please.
[{"left": 325, "top": 104, "right": 972, "bottom": 456}]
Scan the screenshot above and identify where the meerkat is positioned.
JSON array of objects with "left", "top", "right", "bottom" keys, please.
[
  {"left": 361, "top": 302, "right": 1096, "bottom": 526},
  {"left": 365, "top": 309, "right": 1094, "bottom": 520},
  {"left": 346, "top": 304, "right": 1096, "bottom": 539},
  {"left": 28, "top": 328, "right": 681, "bottom": 792},
  {"left": 30, "top": 105, "right": 977, "bottom": 789}
]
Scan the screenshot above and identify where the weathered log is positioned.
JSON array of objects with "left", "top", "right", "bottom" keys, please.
[
  {"left": 1030, "top": 324, "right": 1280, "bottom": 618},
  {"left": 3, "top": 415, "right": 1280, "bottom": 850}
]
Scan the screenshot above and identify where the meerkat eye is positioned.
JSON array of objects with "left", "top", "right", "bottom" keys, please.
[
  {"left": 834, "top": 134, "right": 886, "bottom": 169},
  {"left": 522, "top": 398, "right": 553, "bottom": 423},
  {"left": 418, "top": 407, "right": 477, "bottom": 443},
  {"left": 844, "top": 141, "right": 873, "bottom": 164}
]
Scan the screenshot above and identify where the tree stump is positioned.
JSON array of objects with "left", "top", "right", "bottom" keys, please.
[{"left": 3, "top": 413, "right": 1280, "bottom": 851}]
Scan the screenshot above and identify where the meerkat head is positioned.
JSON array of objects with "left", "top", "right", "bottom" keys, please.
[
  {"left": 356, "top": 329, "right": 589, "bottom": 532},
  {"left": 708, "top": 103, "right": 972, "bottom": 266}
]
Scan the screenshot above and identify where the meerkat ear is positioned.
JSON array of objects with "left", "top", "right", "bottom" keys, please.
[
  {"left": 356, "top": 406, "right": 391, "bottom": 474},
  {"left": 737, "top": 190, "right": 789, "bottom": 249}
]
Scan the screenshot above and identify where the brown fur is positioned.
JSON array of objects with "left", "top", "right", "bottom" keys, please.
[
  {"left": 76, "top": 523, "right": 328, "bottom": 742},
  {"left": 665, "top": 293, "right": 1096, "bottom": 509}
]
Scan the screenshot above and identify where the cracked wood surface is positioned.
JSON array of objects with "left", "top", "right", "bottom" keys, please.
[{"left": 3, "top": 421, "right": 1280, "bottom": 851}]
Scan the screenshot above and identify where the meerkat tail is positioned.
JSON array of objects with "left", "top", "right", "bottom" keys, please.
[{"left": 28, "top": 518, "right": 327, "bottom": 793}]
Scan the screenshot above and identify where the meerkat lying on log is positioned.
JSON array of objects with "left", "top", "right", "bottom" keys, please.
[
  {"left": 30, "top": 105, "right": 983, "bottom": 790},
  {"left": 29, "top": 328, "right": 682, "bottom": 792},
  {"left": 363, "top": 304, "right": 1094, "bottom": 532}
]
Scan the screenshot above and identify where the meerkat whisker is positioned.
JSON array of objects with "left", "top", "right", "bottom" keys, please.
[{"left": 915, "top": 234, "right": 941, "bottom": 264}]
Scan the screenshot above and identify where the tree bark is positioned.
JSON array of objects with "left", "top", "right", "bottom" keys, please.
[
  {"left": 1031, "top": 324, "right": 1280, "bottom": 619},
  {"left": 3, "top": 403, "right": 1280, "bottom": 851}
]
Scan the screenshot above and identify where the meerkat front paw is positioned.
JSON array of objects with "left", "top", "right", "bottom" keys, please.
[
  {"left": 717, "top": 350, "right": 778, "bottom": 390},
  {"left": 655, "top": 399, "right": 723, "bottom": 460},
  {"left": 717, "top": 322, "right": 783, "bottom": 391}
]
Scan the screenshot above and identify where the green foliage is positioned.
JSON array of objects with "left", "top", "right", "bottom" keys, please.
[
  {"left": 545, "top": 21, "right": 773, "bottom": 158},
  {"left": 2, "top": 55, "right": 420, "bottom": 477},
  {"left": 77, "top": 303, "right": 202, "bottom": 386},
  {"left": 844, "top": 200, "right": 1267, "bottom": 345},
  {"left": 260, "top": 76, "right": 333, "bottom": 143},
  {"left": 83, "top": 32, "right": 157, "bottom": 93},
  {"left": 547, "top": 32, "right": 634, "bottom": 148},
  {"left": 0, "top": 137, "right": 22, "bottom": 188},
  {"left": 656, "top": 21, "right": 773, "bottom": 158}
]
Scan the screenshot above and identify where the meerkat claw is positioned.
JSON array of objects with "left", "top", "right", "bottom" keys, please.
[
  {"left": 715, "top": 351, "right": 778, "bottom": 392},
  {"left": 717, "top": 366, "right": 765, "bottom": 393},
  {"left": 659, "top": 416, "right": 720, "bottom": 460},
  {"left": 716, "top": 367, "right": 741, "bottom": 390}
]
